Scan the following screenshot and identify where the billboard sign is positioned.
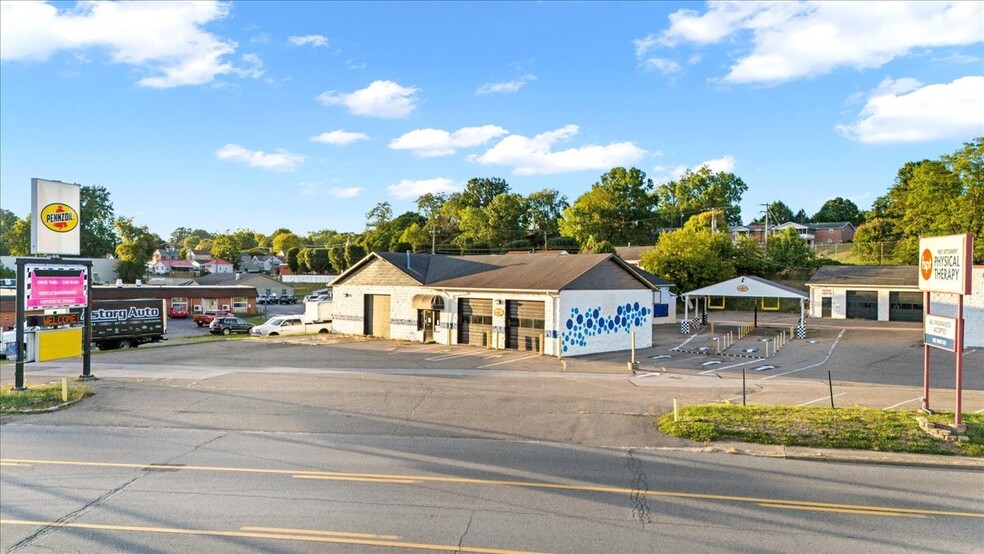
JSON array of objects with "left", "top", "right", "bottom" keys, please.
[
  {"left": 31, "top": 178, "right": 81, "bottom": 256},
  {"left": 25, "top": 265, "right": 88, "bottom": 309},
  {"left": 918, "top": 234, "right": 973, "bottom": 295},
  {"left": 924, "top": 314, "right": 957, "bottom": 352}
]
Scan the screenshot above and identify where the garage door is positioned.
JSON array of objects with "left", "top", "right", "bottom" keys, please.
[
  {"left": 505, "top": 300, "right": 545, "bottom": 351},
  {"left": 845, "top": 291, "right": 878, "bottom": 320},
  {"left": 363, "top": 294, "right": 390, "bottom": 338},
  {"left": 458, "top": 298, "right": 492, "bottom": 346},
  {"left": 889, "top": 292, "right": 923, "bottom": 322}
]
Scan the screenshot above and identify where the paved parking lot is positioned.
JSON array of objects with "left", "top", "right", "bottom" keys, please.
[{"left": 166, "top": 303, "right": 304, "bottom": 338}]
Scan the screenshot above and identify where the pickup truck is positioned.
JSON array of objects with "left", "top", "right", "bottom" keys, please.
[
  {"left": 194, "top": 310, "right": 230, "bottom": 327},
  {"left": 250, "top": 315, "right": 331, "bottom": 337}
]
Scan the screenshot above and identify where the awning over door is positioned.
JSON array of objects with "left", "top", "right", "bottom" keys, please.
[{"left": 412, "top": 294, "right": 445, "bottom": 310}]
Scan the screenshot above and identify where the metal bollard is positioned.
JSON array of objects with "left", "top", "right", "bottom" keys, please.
[{"left": 539, "top": 333, "right": 545, "bottom": 356}]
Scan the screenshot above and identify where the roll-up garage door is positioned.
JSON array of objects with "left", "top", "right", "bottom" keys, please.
[
  {"left": 889, "top": 291, "right": 923, "bottom": 322},
  {"left": 363, "top": 294, "right": 391, "bottom": 338},
  {"left": 505, "top": 300, "right": 545, "bottom": 351},
  {"left": 845, "top": 291, "right": 878, "bottom": 320},
  {"left": 458, "top": 298, "right": 492, "bottom": 345}
]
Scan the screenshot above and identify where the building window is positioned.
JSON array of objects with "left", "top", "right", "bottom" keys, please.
[
  {"left": 233, "top": 297, "right": 248, "bottom": 310},
  {"left": 172, "top": 297, "right": 188, "bottom": 304}
]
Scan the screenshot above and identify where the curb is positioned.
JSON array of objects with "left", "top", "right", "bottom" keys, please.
[{"left": 1, "top": 396, "right": 88, "bottom": 415}]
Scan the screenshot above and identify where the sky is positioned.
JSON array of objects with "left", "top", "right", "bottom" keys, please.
[{"left": 1, "top": 1, "right": 982, "bottom": 240}]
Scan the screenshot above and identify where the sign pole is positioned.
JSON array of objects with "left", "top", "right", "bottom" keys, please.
[
  {"left": 80, "top": 260, "right": 94, "bottom": 380},
  {"left": 13, "top": 259, "right": 27, "bottom": 391},
  {"left": 922, "top": 291, "right": 930, "bottom": 412},
  {"left": 955, "top": 295, "right": 964, "bottom": 426}
]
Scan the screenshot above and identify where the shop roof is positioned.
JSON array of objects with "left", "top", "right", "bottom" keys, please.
[{"left": 808, "top": 265, "right": 918, "bottom": 287}]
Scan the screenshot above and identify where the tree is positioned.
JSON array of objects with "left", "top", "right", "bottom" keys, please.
[
  {"left": 271, "top": 232, "right": 302, "bottom": 255},
  {"left": 485, "top": 193, "right": 527, "bottom": 246},
  {"left": 0, "top": 209, "right": 25, "bottom": 256},
  {"left": 525, "top": 188, "right": 568, "bottom": 243},
  {"left": 732, "top": 234, "right": 768, "bottom": 277},
  {"left": 460, "top": 177, "right": 510, "bottom": 208},
  {"left": 455, "top": 207, "right": 490, "bottom": 246},
  {"left": 399, "top": 222, "right": 429, "bottom": 248},
  {"left": 210, "top": 235, "right": 241, "bottom": 267},
  {"left": 114, "top": 217, "right": 161, "bottom": 283},
  {"left": 306, "top": 248, "right": 332, "bottom": 273},
  {"left": 328, "top": 246, "right": 346, "bottom": 272},
  {"left": 365, "top": 202, "right": 393, "bottom": 231},
  {"left": 639, "top": 228, "right": 735, "bottom": 294},
  {"left": 655, "top": 166, "right": 748, "bottom": 227},
  {"left": 792, "top": 209, "right": 810, "bottom": 224},
  {"left": 852, "top": 218, "right": 898, "bottom": 264},
  {"left": 751, "top": 201, "right": 794, "bottom": 225},
  {"left": 230, "top": 229, "right": 259, "bottom": 250},
  {"left": 944, "top": 137, "right": 984, "bottom": 261},
  {"left": 559, "top": 167, "right": 659, "bottom": 245},
  {"left": 344, "top": 243, "right": 367, "bottom": 267},
  {"left": 766, "top": 228, "right": 817, "bottom": 274},
  {"left": 80, "top": 185, "right": 117, "bottom": 257},
  {"left": 4, "top": 214, "right": 32, "bottom": 256},
  {"left": 593, "top": 240, "right": 616, "bottom": 254},
  {"left": 296, "top": 248, "right": 311, "bottom": 273},
  {"left": 812, "top": 197, "right": 862, "bottom": 225},
  {"left": 286, "top": 247, "right": 301, "bottom": 272}
]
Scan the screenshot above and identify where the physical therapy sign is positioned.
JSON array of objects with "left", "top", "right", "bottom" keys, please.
[
  {"left": 918, "top": 234, "right": 973, "bottom": 296},
  {"left": 31, "top": 178, "right": 81, "bottom": 256}
]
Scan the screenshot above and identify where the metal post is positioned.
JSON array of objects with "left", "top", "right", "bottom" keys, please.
[
  {"left": 956, "top": 295, "right": 964, "bottom": 426},
  {"left": 742, "top": 369, "right": 746, "bottom": 406},
  {"left": 14, "top": 260, "right": 26, "bottom": 390},
  {"left": 923, "top": 292, "right": 930, "bottom": 412},
  {"left": 828, "top": 370, "right": 835, "bottom": 409},
  {"left": 80, "top": 260, "right": 93, "bottom": 379}
]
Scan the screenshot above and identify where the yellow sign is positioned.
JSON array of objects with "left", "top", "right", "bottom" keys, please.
[
  {"left": 40, "top": 203, "right": 79, "bottom": 233},
  {"left": 493, "top": 307, "right": 505, "bottom": 317},
  {"left": 37, "top": 327, "right": 83, "bottom": 362}
]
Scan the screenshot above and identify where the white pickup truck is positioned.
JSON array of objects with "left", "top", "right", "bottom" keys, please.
[{"left": 250, "top": 315, "right": 331, "bottom": 337}]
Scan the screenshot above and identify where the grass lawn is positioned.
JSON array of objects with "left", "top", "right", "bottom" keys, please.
[
  {"left": 658, "top": 405, "right": 983, "bottom": 457},
  {"left": 2, "top": 382, "right": 93, "bottom": 413}
]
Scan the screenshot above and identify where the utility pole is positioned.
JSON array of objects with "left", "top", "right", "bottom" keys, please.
[{"left": 761, "top": 203, "right": 771, "bottom": 252}]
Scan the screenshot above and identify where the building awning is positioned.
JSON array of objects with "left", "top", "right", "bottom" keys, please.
[{"left": 412, "top": 294, "right": 445, "bottom": 310}]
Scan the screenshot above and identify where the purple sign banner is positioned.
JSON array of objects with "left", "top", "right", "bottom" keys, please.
[{"left": 26, "top": 265, "right": 88, "bottom": 309}]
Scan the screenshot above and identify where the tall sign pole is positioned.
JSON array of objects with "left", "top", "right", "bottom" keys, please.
[{"left": 919, "top": 233, "right": 973, "bottom": 427}]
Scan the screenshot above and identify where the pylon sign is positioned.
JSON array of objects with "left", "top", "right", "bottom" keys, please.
[
  {"left": 918, "top": 234, "right": 973, "bottom": 295},
  {"left": 31, "top": 178, "right": 81, "bottom": 256}
]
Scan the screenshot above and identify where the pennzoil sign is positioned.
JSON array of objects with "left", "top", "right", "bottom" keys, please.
[{"left": 40, "top": 203, "right": 79, "bottom": 233}]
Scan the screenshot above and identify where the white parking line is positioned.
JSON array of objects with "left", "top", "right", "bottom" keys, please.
[
  {"left": 883, "top": 397, "right": 922, "bottom": 410},
  {"left": 477, "top": 354, "right": 541, "bottom": 368},
  {"left": 674, "top": 334, "right": 701, "bottom": 350},
  {"left": 425, "top": 349, "right": 488, "bottom": 361},
  {"left": 763, "top": 329, "right": 845, "bottom": 380},
  {"left": 797, "top": 393, "right": 847, "bottom": 407},
  {"left": 976, "top": 408, "right": 984, "bottom": 414},
  {"left": 699, "top": 359, "right": 760, "bottom": 375}
]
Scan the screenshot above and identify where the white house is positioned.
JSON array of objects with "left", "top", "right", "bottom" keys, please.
[
  {"left": 204, "top": 258, "right": 234, "bottom": 274},
  {"left": 330, "top": 252, "right": 674, "bottom": 356}
]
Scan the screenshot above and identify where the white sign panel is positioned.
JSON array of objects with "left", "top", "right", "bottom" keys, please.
[
  {"left": 31, "top": 178, "right": 81, "bottom": 256},
  {"left": 924, "top": 314, "right": 957, "bottom": 352},
  {"left": 918, "top": 234, "right": 972, "bottom": 295}
]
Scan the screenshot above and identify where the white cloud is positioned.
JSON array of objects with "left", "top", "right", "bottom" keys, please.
[
  {"left": 653, "top": 155, "right": 736, "bottom": 181},
  {"left": 836, "top": 75, "right": 984, "bottom": 143},
  {"left": 288, "top": 34, "right": 328, "bottom": 47},
  {"left": 637, "top": 2, "right": 984, "bottom": 85},
  {"left": 700, "top": 155, "right": 736, "bottom": 173},
  {"left": 327, "top": 187, "right": 363, "bottom": 198},
  {"left": 0, "top": 0, "right": 260, "bottom": 88},
  {"left": 386, "top": 178, "right": 460, "bottom": 199},
  {"left": 215, "top": 143, "right": 305, "bottom": 172},
  {"left": 641, "top": 57, "right": 681, "bottom": 75},
  {"left": 389, "top": 125, "right": 508, "bottom": 157},
  {"left": 476, "top": 75, "right": 537, "bottom": 95},
  {"left": 311, "top": 130, "right": 369, "bottom": 145},
  {"left": 316, "top": 80, "right": 420, "bottom": 118},
  {"left": 469, "top": 125, "right": 647, "bottom": 176}
]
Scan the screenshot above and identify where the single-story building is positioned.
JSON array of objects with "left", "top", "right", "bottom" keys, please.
[
  {"left": 807, "top": 265, "right": 983, "bottom": 347},
  {"left": 194, "top": 272, "right": 293, "bottom": 298},
  {"left": 331, "top": 251, "right": 674, "bottom": 356},
  {"left": 202, "top": 258, "right": 234, "bottom": 274},
  {"left": 807, "top": 266, "right": 923, "bottom": 322},
  {"left": 93, "top": 285, "right": 258, "bottom": 314}
]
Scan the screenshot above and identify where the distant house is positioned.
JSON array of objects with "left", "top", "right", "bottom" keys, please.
[
  {"left": 239, "top": 254, "right": 283, "bottom": 274},
  {"left": 203, "top": 258, "right": 234, "bottom": 274},
  {"left": 195, "top": 272, "right": 293, "bottom": 298},
  {"left": 149, "top": 259, "right": 196, "bottom": 275},
  {"left": 732, "top": 222, "right": 855, "bottom": 246},
  {"left": 151, "top": 245, "right": 180, "bottom": 264},
  {"left": 187, "top": 249, "right": 213, "bottom": 263}
]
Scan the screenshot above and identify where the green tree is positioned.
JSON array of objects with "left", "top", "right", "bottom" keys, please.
[
  {"left": 229, "top": 229, "right": 259, "bottom": 250},
  {"left": 525, "top": 188, "right": 568, "bottom": 243},
  {"left": 766, "top": 228, "right": 817, "bottom": 274},
  {"left": 399, "top": 222, "right": 429, "bottom": 248},
  {"left": 812, "top": 197, "right": 863, "bottom": 225},
  {"left": 593, "top": 240, "right": 616, "bottom": 254},
  {"left": 328, "top": 246, "right": 346, "bottom": 272},
  {"left": 114, "top": 217, "right": 161, "bottom": 283},
  {"left": 0, "top": 209, "right": 23, "bottom": 255},
  {"left": 4, "top": 214, "right": 32, "bottom": 256},
  {"left": 793, "top": 209, "right": 810, "bottom": 224},
  {"left": 852, "top": 218, "right": 899, "bottom": 264},
  {"left": 944, "top": 137, "right": 984, "bottom": 261},
  {"left": 271, "top": 232, "right": 302, "bottom": 255},
  {"left": 732, "top": 234, "right": 768, "bottom": 277},
  {"left": 296, "top": 248, "right": 311, "bottom": 273},
  {"left": 460, "top": 177, "right": 510, "bottom": 208},
  {"left": 344, "top": 243, "right": 367, "bottom": 267},
  {"left": 80, "top": 185, "right": 118, "bottom": 257},
  {"left": 750, "top": 201, "right": 794, "bottom": 225},
  {"left": 485, "top": 193, "right": 527, "bottom": 246},
  {"left": 306, "top": 248, "right": 332, "bottom": 273},
  {"left": 639, "top": 228, "right": 735, "bottom": 294},
  {"left": 455, "top": 206, "right": 490, "bottom": 246},
  {"left": 286, "top": 247, "right": 301, "bottom": 272},
  {"left": 656, "top": 166, "right": 748, "bottom": 227},
  {"left": 210, "top": 235, "right": 241, "bottom": 267},
  {"left": 559, "top": 167, "right": 659, "bottom": 245}
]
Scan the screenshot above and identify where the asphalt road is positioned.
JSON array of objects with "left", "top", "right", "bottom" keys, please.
[{"left": 2, "top": 425, "right": 981, "bottom": 553}]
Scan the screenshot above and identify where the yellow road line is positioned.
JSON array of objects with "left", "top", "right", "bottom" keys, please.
[
  {"left": 0, "top": 519, "right": 547, "bottom": 554},
  {"left": 293, "top": 475, "right": 419, "bottom": 484},
  {"left": 3, "top": 458, "right": 982, "bottom": 519},
  {"left": 240, "top": 526, "right": 400, "bottom": 539},
  {"left": 0, "top": 462, "right": 31, "bottom": 467},
  {"left": 757, "top": 503, "right": 926, "bottom": 518}
]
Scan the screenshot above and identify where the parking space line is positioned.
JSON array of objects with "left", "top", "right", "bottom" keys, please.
[
  {"left": 797, "top": 393, "right": 847, "bottom": 407},
  {"left": 763, "top": 329, "right": 845, "bottom": 380},
  {"left": 478, "top": 354, "right": 541, "bottom": 369},
  {"left": 883, "top": 397, "right": 922, "bottom": 410},
  {"left": 673, "top": 334, "right": 701, "bottom": 350},
  {"left": 699, "top": 359, "right": 760, "bottom": 375},
  {"left": 425, "top": 349, "right": 488, "bottom": 361}
]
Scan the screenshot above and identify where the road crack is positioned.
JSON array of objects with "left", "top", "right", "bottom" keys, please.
[
  {"left": 456, "top": 510, "right": 474, "bottom": 553},
  {"left": 626, "top": 448, "right": 653, "bottom": 528}
]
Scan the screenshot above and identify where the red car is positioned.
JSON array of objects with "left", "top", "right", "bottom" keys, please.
[
  {"left": 168, "top": 304, "right": 188, "bottom": 319},
  {"left": 194, "top": 310, "right": 231, "bottom": 327}
]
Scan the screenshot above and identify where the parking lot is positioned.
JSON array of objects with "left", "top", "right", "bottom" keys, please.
[{"left": 165, "top": 303, "right": 304, "bottom": 338}]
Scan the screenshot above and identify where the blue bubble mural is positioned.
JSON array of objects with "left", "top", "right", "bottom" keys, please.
[{"left": 562, "top": 303, "right": 650, "bottom": 352}]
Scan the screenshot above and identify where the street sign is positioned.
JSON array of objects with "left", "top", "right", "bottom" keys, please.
[
  {"left": 918, "top": 234, "right": 973, "bottom": 295},
  {"left": 924, "top": 314, "right": 957, "bottom": 352}
]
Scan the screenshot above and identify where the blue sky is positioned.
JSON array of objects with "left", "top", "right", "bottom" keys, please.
[{"left": 1, "top": 1, "right": 982, "bottom": 239}]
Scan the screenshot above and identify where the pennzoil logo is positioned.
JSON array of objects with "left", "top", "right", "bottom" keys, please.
[
  {"left": 736, "top": 285, "right": 749, "bottom": 292},
  {"left": 40, "top": 203, "right": 78, "bottom": 233}
]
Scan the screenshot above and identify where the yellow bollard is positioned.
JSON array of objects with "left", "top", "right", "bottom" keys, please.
[
  {"left": 631, "top": 332, "right": 636, "bottom": 364},
  {"left": 486, "top": 331, "right": 491, "bottom": 350},
  {"left": 765, "top": 341, "right": 770, "bottom": 357},
  {"left": 539, "top": 333, "right": 545, "bottom": 356},
  {"left": 557, "top": 334, "right": 562, "bottom": 359},
  {"left": 61, "top": 377, "right": 68, "bottom": 402},
  {"left": 673, "top": 397, "right": 679, "bottom": 422}
]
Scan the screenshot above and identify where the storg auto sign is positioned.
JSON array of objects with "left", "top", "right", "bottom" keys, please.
[
  {"left": 31, "top": 178, "right": 81, "bottom": 256},
  {"left": 918, "top": 234, "right": 973, "bottom": 296}
]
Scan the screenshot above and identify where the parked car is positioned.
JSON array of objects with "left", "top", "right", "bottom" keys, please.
[
  {"left": 194, "top": 310, "right": 230, "bottom": 327},
  {"left": 250, "top": 315, "right": 330, "bottom": 337},
  {"left": 168, "top": 304, "right": 188, "bottom": 318},
  {"left": 278, "top": 294, "right": 297, "bottom": 304},
  {"left": 209, "top": 316, "right": 254, "bottom": 335}
]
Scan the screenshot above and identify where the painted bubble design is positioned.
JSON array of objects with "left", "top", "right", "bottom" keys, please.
[{"left": 562, "top": 303, "right": 650, "bottom": 352}]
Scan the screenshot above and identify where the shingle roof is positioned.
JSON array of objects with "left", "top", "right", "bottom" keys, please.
[
  {"left": 808, "top": 265, "right": 917, "bottom": 287},
  {"left": 343, "top": 252, "right": 660, "bottom": 291},
  {"left": 195, "top": 273, "right": 283, "bottom": 287},
  {"left": 614, "top": 246, "right": 654, "bottom": 261}
]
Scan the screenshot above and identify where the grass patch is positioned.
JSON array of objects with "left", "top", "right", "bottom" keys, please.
[
  {"left": 658, "top": 405, "right": 983, "bottom": 457},
  {"left": 1, "top": 382, "right": 93, "bottom": 413}
]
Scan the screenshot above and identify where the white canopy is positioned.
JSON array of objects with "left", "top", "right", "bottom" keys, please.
[{"left": 683, "top": 275, "right": 807, "bottom": 299}]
